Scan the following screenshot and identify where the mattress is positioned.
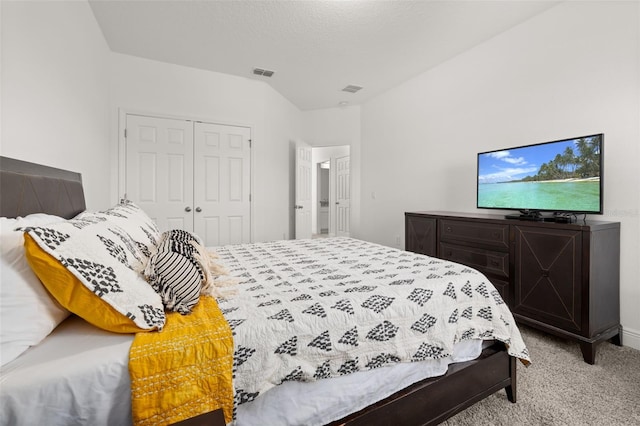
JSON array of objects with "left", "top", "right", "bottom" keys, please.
[
  {"left": 1, "top": 315, "right": 133, "bottom": 426},
  {"left": 0, "top": 315, "right": 485, "bottom": 426}
]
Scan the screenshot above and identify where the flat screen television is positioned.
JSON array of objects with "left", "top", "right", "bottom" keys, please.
[{"left": 477, "top": 133, "right": 603, "bottom": 219}]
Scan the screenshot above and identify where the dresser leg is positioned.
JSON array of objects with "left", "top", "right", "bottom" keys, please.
[
  {"left": 579, "top": 342, "right": 596, "bottom": 364},
  {"left": 610, "top": 326, "right": 623, "bottom": 346}
]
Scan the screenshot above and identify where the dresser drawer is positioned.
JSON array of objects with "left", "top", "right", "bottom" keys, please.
[
  {"left": 439, "top": 219, "right": 509, "bottom": 250},
  {"left": 439, "top": 242, "right": 509, "bottom": 280},
  {"left": 405, "top": 215, "right": 436, "bottom": 257}
]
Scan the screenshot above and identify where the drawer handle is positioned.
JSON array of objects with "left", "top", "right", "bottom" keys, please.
[
  {"left": 489, "top": 259, "right": 500, "bottom": 267},
  {"left": 492, "top": 232, "right": 500, "bottom": 239},
  {"left": 446, "top": 226, "right": 452, "bottom": 233}
]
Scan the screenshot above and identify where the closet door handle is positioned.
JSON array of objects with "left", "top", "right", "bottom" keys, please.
[
  {"left": 185, "top": 206, "right": 192, "bottom": 212},
  {"left": 195, "top": 207, "right": 202, "bottom": 213}
]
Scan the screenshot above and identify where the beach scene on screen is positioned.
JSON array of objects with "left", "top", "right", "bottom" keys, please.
[{"left": 477, "top": 136, "right": 601, "bottom": 212}]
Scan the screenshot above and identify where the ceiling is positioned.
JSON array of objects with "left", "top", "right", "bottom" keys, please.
[{"left": 89, "top": 0, "right": 559, "bottom": 111}]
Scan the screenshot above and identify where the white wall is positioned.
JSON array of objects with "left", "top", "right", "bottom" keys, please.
[
  {"left": 300, "top": 106, "right": 361, "bottom": 147},
  {"left": 1, "top": 0, "right": 111, "bottom": 210},
  {"left": 359, "top": 1, "right": 640, "bottom": 347},
  {"left": 109, "top": 53, "right": 302, "bottom": 243},
  {"left": 261, "top": 82, "right": 304, "bottom": 241}
]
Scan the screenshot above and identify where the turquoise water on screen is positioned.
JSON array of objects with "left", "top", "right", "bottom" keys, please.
[{"left": 478, "top": 181, "right": 600, "bottom": 212}]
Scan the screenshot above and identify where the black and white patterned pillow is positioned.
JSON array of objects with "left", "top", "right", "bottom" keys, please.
[
  {"left": 75, "top": 200, "right": 160, "bottom": 267},
  {"left": 145, "top": 230, "right": 206, "bottom": 315},
  {"left": 24, "top": 210, "right": 166, "bottom": 331}
]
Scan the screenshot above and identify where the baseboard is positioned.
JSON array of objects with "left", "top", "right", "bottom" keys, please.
[{"left": 622, "top": 327, "right": 640, "bottom": 350}]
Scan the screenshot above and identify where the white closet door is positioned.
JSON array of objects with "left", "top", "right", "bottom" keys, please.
[
  {"left": 194, "top": 122, "right": 251, "bottom": 246},
  {"left": 125, "top": 114, "right": 194, "bottom": 233}
]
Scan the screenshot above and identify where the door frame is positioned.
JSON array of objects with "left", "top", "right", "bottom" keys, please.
[{"left": 117, "top": 108, "right": 255, "bottom": 242}]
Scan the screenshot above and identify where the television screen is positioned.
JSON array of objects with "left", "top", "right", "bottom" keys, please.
[{"left": 477, "top": 134, "right": 603, "bottom": 215}]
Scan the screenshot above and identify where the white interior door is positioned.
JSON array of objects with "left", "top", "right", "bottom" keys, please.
[
  {"left": 336, "top": 155, "right": 351, "bottom": 237},
  {"left": 125, "top": 114, "right": 194, "bottom": 232},
  {"left": 295, "top": 142, "right": 312, "bottom": 239},
  {"left": 194, "top": 122, "right": 251, "bottom": 246}
]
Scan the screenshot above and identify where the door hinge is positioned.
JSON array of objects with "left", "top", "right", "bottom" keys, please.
[
  {"left": 249, "top": 194, "right": 252, "bottom": 202},
  {"left": 124, "top": 128, "right": 127, "bottom": 138},
  {"left": 249, "top": 139, "right": 252, "bottom": 148}
]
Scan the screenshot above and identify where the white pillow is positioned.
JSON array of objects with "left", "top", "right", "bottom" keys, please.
[{"left": 0, "top": 214, "right": 70, "bottom": 367}]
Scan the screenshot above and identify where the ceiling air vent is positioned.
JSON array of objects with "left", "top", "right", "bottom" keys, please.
[
  {"left": 253, "top": 67, "right": 275, "bottom": 77},
  {"left": 342, "top": 85, "right": 363, "bottom": 93}
]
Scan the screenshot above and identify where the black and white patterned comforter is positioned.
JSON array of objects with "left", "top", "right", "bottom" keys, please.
[{"left": 214, "top": 238, "right": 530, "bottom": 407}]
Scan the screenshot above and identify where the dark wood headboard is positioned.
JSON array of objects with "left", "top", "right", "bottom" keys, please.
[{"left": 0, "top": 156, "right": 86, "bottom": 219}]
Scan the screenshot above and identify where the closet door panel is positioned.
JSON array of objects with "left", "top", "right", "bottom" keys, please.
[
  {"left": 137, "top": 152, "right": 157, "bottom": 202},
  {"left": 204, "top": 157, "right": 220, "bottom": 201},
  {"left": 228, "top": 216, "right": 244, "bottom": 245},
  {"left": 125, "top": 114, "right": 194, "bottom": 233},
  {"left": 194, "top": 122, "right": 251, "bottom": 246},
  {"left": 201, "top": 217, "right": 220, "bottom": 248}
]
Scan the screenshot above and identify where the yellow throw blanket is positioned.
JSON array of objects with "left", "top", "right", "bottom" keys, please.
[{"left": 129, "top": 296, "right": 234, "bottom": 425}]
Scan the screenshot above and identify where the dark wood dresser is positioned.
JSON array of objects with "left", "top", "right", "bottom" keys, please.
[{"left": 405, "top": 211, "right": 621, "bottom": 364}]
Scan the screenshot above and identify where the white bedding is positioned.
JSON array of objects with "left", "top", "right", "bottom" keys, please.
[
  {"left": 0, "top": 315, "right": 133, "bottom": 426},
  {"left": 218, "top": 237, "right": 529, "bottom": 419},
  {"left": 1, "top": 237, "right": 527, "bottom": 425},
  {"left": 0, "top": 316, "right": 486, "bottom": 426}
]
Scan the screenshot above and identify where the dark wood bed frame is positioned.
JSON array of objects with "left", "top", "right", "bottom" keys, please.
[{"left": 0, "top": 156, "right": 517, "bottom": 426}]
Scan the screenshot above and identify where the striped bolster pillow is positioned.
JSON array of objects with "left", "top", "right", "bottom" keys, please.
[{"left": 145, "top": 231, "right": 206, "bottom": 315}]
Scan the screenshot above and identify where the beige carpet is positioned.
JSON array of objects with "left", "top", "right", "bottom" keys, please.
[{"left": 443, "top": 325, "right": 640, "bottom": 425}]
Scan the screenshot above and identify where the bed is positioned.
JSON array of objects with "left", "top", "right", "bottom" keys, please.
[{"left": 0, "top": 156, "right": 529, "bottom": 426}]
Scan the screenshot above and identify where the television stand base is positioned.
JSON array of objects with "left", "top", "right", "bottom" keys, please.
[
  {"left": 553, "top": 215, "right": 576, "bottom": 223},
  {"left": 505, "top": 213, "right": 544, "bottom": 221}
]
